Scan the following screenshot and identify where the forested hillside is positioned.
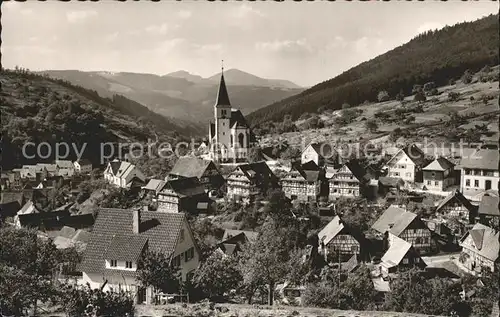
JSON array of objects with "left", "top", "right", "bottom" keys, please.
[
  {"left": 0, "top": 69, "right": 198, "bottom": 170},
  {"left": 248, "top": 14, "right": 499, "bottom": 125}
]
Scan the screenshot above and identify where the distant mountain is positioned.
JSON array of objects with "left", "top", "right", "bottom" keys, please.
[
  {"left": 39, "top": 69, "right": 303, "bottom": 127},
  {"left": 248, "top": 14, "right": 499, "bottom": 125},
  {"left": 207, "top": 68, "right": 302, "bottom": 89},
  {"left": 166, "top": 70, "right": 205, "bottom": 83},
  {"left": 1, "top": 70, "right": 201, "bottom": 169}
]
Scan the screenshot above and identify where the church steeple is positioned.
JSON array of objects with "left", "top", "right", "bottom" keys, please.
[{"left": 215, "top": 60, "right": 231, "bottom": 107}]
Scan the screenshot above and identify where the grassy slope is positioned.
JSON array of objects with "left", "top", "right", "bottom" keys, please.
[
  {"left": 248, "top": 14, "right": 499, "bottom": 125},
  {"left": 260, "top": 67, "right": 499, "bottom": 149},
  {"left": 0, "top": 70, "right": 194, "bottom": 169}
]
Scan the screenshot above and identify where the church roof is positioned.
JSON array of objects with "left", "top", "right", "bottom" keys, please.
[
  {"left": 230, "top": 109, "right": 249, "bottom": 129},
  {"left": 215, "top": 73, "right": 231, "bottom": 107}
]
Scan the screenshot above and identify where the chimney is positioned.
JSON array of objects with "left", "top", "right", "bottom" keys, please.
[{"left": 133, "top": 209, "right": 141, "bottom": 234}]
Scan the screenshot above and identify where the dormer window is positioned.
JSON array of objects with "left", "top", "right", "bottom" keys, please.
[
  {"left": 125, "top": 261, "right": 133, "bottom": 269},
  {"left": 110, "top": 260, "right": 117, "bottom": 267}
]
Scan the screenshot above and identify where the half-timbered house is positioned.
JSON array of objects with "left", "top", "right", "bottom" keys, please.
[
  {"left": 380, "top": 235, "right": 427, "bottom": 275},
  {"left": 372, "top": 205, "right": 433, "bottom": 254},
  {"left": 168, "top": 157, "right": 224, "bottom": 192},
  {"left": 318, "top": 216, "right": 366, "bottom": 261},
  {"left": 226, "top": 162, "right": 279, "bottom": 200},
  {"left": 281, "top": 161, "right": 325, "bottom": 202},
  {"left": 459, "top": 223, "right": 499, "bottom": 273},
  {"left": 477, "top": 194, "right": 499, "bottom": 228},
  {"left": 157, "top": 177, "right": 209, "bottom": 213},
  {"left": 435, "top": 189, "right": 477, "bottom": 222},
  {"left": 328, "top": 160, "right": 370, "bottom": 199}
]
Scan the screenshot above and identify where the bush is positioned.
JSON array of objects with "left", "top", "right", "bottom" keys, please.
[
  {"left": 414, "top": 91, "right": 427, "bottom": 102},
  {"left": 461, "top": 70, "right": 473, "bottom": 84},
  {"left": 448, "top": 91, "right": 461, "bottom": 101},
  {"left": 377, "top": 90, "right": 390, "bottom": 102}
]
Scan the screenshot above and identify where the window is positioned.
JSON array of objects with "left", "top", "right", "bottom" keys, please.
[
  {"left": 474, "top": 180, "right": 479, "bottom": 188},
  {"left": 466, "top": 179, "right": 470, "bottom": 187},
  {"left": 431, "top": 172, "right": 436, "bottom": 177},
  {"left": 415, "top": 258, "right": 420, "bottom": 263},
  {"left": 125, "top": 261, "right": 133, "bottom": 269},
  {"left": 172, "top": 255, "right": 181, "bottom": 267},
  {"left": 179, "top": 229, "right": 185, "bottom": 242},
  {"left": 110, "top": 260, "right": 117, "bottom": 267},
  {"left": 394, "top": 172, "right": 400, "bottom": 176},
  {"left": 415, "top": 237, "right": 421, "bottom": 244},
  {"left": 484, "top": 170, "right": 494, "bottom": 176},
  {"left": 473, "top": 170, "right": 481, "bottom": 176},
  {"left": 435, "top": 181, "right": 439, "bottom": 186},
  {"left": 402, "top": 258, "right": 409, "bottom": 264},
  {"left": 427, "top": 180, "right": 431, "bottom": 185},
  {"left": 465, "top": 169, "right": 471, "bottom": 175},
  {"left": 184, "top": 247, "right": 195, "bottom": 262},
  {"left": 400, "top": 165, "right": 406, "bottom": 169},
  {"left": 406, "top": 172, "right": 412, "bottom": 177}
]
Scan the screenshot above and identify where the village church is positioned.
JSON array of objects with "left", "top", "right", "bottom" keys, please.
[{"left": 208, "top": 66, "right": 254, "bottom": 163}]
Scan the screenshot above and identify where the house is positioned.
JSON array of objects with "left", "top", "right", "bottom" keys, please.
[
  {"left": 385, "top": 144, "right": 426, "bottom": 183},
  {"left": 459, "top": 223, "right": 499, "bottom": 273},
  {"left": 36, "top": 163, "right": 59, "bottom": 177},
  {"left": 208, "top": 68, "right": 255, "bottom": 163},
  {"left": 0, "top": 192, "right": 25, "bottom": 223},
  {"left": 80, "top": 208, "right": 200, "bottom": 304},
  {"left": 301, "top": 142, "right": 338, "bottom": 167},
  {"left": 328, "top": 160, "right": 370, "bottom": 199},
  {"left": 20, "top": 165, "right": 47, "bottom": 180},
  {"left": 157, "top": 177, "right": 209, "bottom": 213},
  {"left": 103, "top": 160, "right": 146, "bottom": 188},
  {"left": 217, "top": 229, "right": 259, "bottom": 256},
  {"left": 226, "top": 162, "right": 279, "bottom": 200},
  {"left": 276, "top": 282, "right": 306, "bottom": 306},
  {"left": 168, "top": 156, "right": 224, "bottom": 191},
  {"left": 477, "top": 194, "right": 499, "bottom": 228},
  {"left": 377, "top": 177, "right": 404, "bottom": 197},
  {"left": 318, "top": 215, "right": 366, "bottom": 261},
  {"left": 73, "top": 159, "right": 93, "bottom": 174},
  {"left": 281, "top": 161, "right": 325, "bottom": 202},
  {"left": 372, "top": 205, "right": 433, "bottom": 254},
  {"left": 56, "top": 160, "right": 76, "bottom": 177},
  {"left": 380, "top": 235, "right": 427, "bottom": 275},
  {"left": 435, "top": 189, "right": 477, "bottom": 222},
  {"left": 142, "top": 179, "right": 166, "bottom": 197},
  {"left": 460, "top": 149, "right": 499, "bottom": 194},
  {"left": 423, "top": 156, "right": 455, "bottom": 191},
  {"left": 1, "top": 171, "right": 22, "bottom": 191}
]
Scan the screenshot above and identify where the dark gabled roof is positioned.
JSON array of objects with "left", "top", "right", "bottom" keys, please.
[
  {"left": 76, "top": 158, "right": 92, "bottom": 166},
  {"left": 287, "top": 161, "right": 321, "bottom": 182},
  {"left": 109, "top": 161, "right": 121, "bottom": 175},
  {"left": 331, "top": 160, "right": 369, "bottom": 182},
  {"left": 308, "top": 142, "right": 337, "bottom": 161},
  {"left": 160, "top": 177, "right": 206, "bottom": 198},
  {"left": 378, "top": 177, "right": 404, "bottom": 187},
  {"left": 218, "top": 243, "right": 239, "bottom": 256},
  {"left": 222, "top": 229, "right": 259, "bottom": 243},
  {"left": 1, "top": 191, "right": 24, "bottom": 205},
  {"left": 459, "top": 149, "right": 499, "bottom": 170},
  {"left": 478, "top": 195, "right": 500, "bottom": 216},
  {"left": 80, "top": 208, "right": 186, "bottom": 276},
  {"left": 387, "top": 144, "right": 426, "bottom": 167},
  {"left": 0, "top": 201, "right": 21, "bottom": 219},
  {"left": 106, "top": 234, "right": 149, "bottom": 262},
  {"left": 170, "top": 157, "right": 215, "bottom": 179},
  {"left": 215, "top": 73, "right": 231, "bottom": 107},
  {"left": 17, "top": 210, "right": 71, "bottom": 228},
  {"left": 230, "top": 109, "right": 250, "bottom": 129},
  {"left": 423, "top": 156, "right": 455, "bottom": 171},
  {"left": 233, "top": 162, "right": 277, "bottom": 184},
  {"left": 460, "top": 223, "right": 499, "bottom": 262},
  {"left": 436, "top": 189, "right": 475, "bottom": 213}
]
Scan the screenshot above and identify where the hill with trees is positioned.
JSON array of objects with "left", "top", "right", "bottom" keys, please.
[
  {"left": 0, "top": 69, "right": 199, "bottom": 170},
  {"left": 248, "top": 14, "right": 499, "bottom": 125}
]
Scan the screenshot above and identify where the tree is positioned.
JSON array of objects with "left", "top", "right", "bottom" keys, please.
[
  {"left": 448, "top": 91, "right": 461, "bottom": 101},
  {"left": 365, "top": 120, "right": 378, "bottom": 133},
  {"left": 377, "top": 90, "right": 390, "bottom": 102},
  {"left": 136, "top": 250, "right": 180, "bottom": 294},
  {"left": 193, "top": 252, "right": 241, "bottom": 299},
  {"left": 341, "top": 103, "right": 351, "bottom": 109},
  {"left": 414, "top": 90, "right": 427, "bottom": 102},
  {"left": 0, "top": 226, "right": 61, "bottom": 316},
  {"left": 280, "top": 146, "right": 301, "bottom": 161},
  {"left": 247, "top": 147, "right": 262, "bottom": 163},
  {"left": 395, "top": 90, "right": 405, "bottom": 101},
  {"left": 461, "top": 69, "right": 473, "bottom": 84}
]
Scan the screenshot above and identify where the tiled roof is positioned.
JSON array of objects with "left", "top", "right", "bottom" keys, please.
[
  {"left": 459, "top": 149, "right": 499, "bottom": 170},
  {"left": 170, "top": 157, "right": 213, "bottom": 179},
  {"left": 330, "top": 160, "right": 369, "bottom": 183},
  {"left": 160, "top": 177, "right": 206, "bottom": 198},
  {"left": 387, "top": 144, "right": 426, "bottom": 167},
  {"left": 143, "top": 179, "right": 166, "bottom": 193},
  {"left": 37, "top": 163, "right": 58, "bottom": 173},
  {"left": 233, "top": 162, "right": 277, "bottom": 184},
  {"left": 318, "top": 216, "right": 346, "bottom": 245},
  {"left": 389, "top": 212, "right": 418, "bottom": 236},
  {"left": 230, "top": 109, "right": 250, "bottom": 129},
  {"left": 436, "top": 189, "right": 475, "bottom": 213},
  {"left": 285, "top": 161, "right": 321, "bottom": 182},
  {"left": 1, "top": 191, "right": 24, "bottom": 205},
  {"left": 222, "top": 229, "right": 258, "bottom": 243},
  {"left": 381, "top": 236, "right": 413, "bottom": 268},
  {"left": 107, "top": 160, "right": 141, "bottom": 180},
  {"left": 106, "top": 234, "right": 149, "bottom": 262},
  {"left": 423, "top": 157, "right": 455, "bottom": 171},
  {"left": 460, "top": 223, "right": 499, "bottom": 262},
  {"left": 478, "top": 195, "right": 500, "bottom": 216},
  {"left": 56, "top": 160, "right": 74, "bottom": 169},
  {"left": 80, "top": 208, "right": 186, "bottom": 276},
  {"left": 371, "top": 205, "right": 407, "bottom": 233}
]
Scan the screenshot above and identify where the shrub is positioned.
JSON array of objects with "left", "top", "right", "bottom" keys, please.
[
  {"left": 448, "top": 91, "right": 461, "bottom": 101},
  {"left": 461, "top": 70, "right": 473, "bottom": 84},
  {"left": 377, "top": 90, "right": 390, "bottom": 102}
]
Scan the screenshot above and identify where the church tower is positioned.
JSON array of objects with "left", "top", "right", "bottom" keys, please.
[{"left": 214, "top": 65, "right": 232, "bottom": 161}]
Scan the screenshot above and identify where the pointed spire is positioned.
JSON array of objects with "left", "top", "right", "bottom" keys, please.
[{"left": 215, "top": 60, "right": 231, "bottom": 107}]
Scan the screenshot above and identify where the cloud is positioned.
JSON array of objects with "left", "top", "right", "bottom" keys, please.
[
  {"left": 178, "top": 10, "right": 192, "bottom": 19},
  {"left": 255, "top": 39, "right": 313, "bottom": 55},
  {"left": 417, "top": 22, "right": 445, "bottom": 35},
  {"left": 154, "top": 38, "right": 187, "bottom": 52},
  {"left": 104, "top": 32, "right": 120, "bottom": 42},
  {"left": 353, "top": 36, "right": 384, "bottom": 53},
  {"left": 145, "top": 23, "right": 169, "bottom": 35},
  {"left": 233, "top": 4, "right": 265, "bottom": 19},
  {"left": 66, "top": 10, "right": 98, "bottom": 23}
]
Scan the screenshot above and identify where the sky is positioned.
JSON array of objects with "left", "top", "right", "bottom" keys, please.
[{"left": 2, "top": 1, "right": 498, "bottom": 87}]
